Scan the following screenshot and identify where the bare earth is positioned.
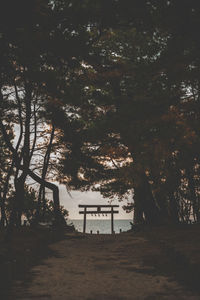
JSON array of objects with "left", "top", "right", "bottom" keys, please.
[{"left": 12, "top": 233, "right": 199, "bottom": 300}]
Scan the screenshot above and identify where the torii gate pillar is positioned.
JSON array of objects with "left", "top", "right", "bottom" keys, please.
[
  {"left": 83, "top": 207, "right": 87, "bottom": 233},
  {"left": 111, "top": 206, "right": 114, "bottom": 234}
]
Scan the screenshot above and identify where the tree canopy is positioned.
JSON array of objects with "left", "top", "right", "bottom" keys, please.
[{"left": 0, "top": 0, "right": 200, "bottom": 230}]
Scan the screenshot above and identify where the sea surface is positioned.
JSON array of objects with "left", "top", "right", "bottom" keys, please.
[{"left": 68, "top": 219, "right": 132, "bottom": 234}]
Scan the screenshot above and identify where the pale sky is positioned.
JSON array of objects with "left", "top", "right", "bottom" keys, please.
[{"left": 59, "top": 185, "right": 133, "bottom": 220}]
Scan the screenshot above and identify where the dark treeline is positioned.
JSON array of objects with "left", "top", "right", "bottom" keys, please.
[{"left": 0, "top": 0, "right": 200, "bottom": 231}]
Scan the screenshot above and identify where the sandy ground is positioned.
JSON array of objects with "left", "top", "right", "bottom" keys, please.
[{"left": 12, "top": 233, "right": 199, "bottom": 300}]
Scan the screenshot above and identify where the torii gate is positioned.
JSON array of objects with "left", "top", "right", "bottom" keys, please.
[{"left": 79, "top": 204, "right": 119, "bottom": 234}]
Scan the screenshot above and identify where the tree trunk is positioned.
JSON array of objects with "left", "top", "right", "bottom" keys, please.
[
  {"left": 187, "top": 168, "right": 199, "bottom": 222},
  {"left": 0, "top": 191, "right": 6, "bottom": 227},
  {"left": 9, "top": 82, "right": 32, "bottom": 228},
  {"left": 134, "top": 172, "right": 160, "bottom": 225},
  {"left": 15, "top": 176, "right": 26, "bottom": 227},
  {"left": 36, "top": 125, "right": 55, "bottom": 222},
  {"left": 42, "top": 187, "right": 46, "bottom": 218},
  {"left": 168, "top": 192, "right": 179, "bottom": 224},
  {"left": 133, "top": 190, "right": 144, "bottom": 224},
  {"left": 0, "top": 161, "right": 15, "bottom": 227}
]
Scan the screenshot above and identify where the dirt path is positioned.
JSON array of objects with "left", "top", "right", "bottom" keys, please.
[{"left": 12, "top": 233, "right": 199, "bottom": 300}]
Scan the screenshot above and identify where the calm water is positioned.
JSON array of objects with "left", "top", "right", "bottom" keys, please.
[{"left": 68, "top": 219, "right": 132, "bottom": 234}]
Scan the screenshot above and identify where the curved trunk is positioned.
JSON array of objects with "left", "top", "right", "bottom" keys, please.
[{"left": 28, "top": 169, "right": 65, "bottom": 226}]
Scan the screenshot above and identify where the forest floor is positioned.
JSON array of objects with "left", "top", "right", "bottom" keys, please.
[{"left": 1, "top": 224, "right": 200, "bottom": 300}]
